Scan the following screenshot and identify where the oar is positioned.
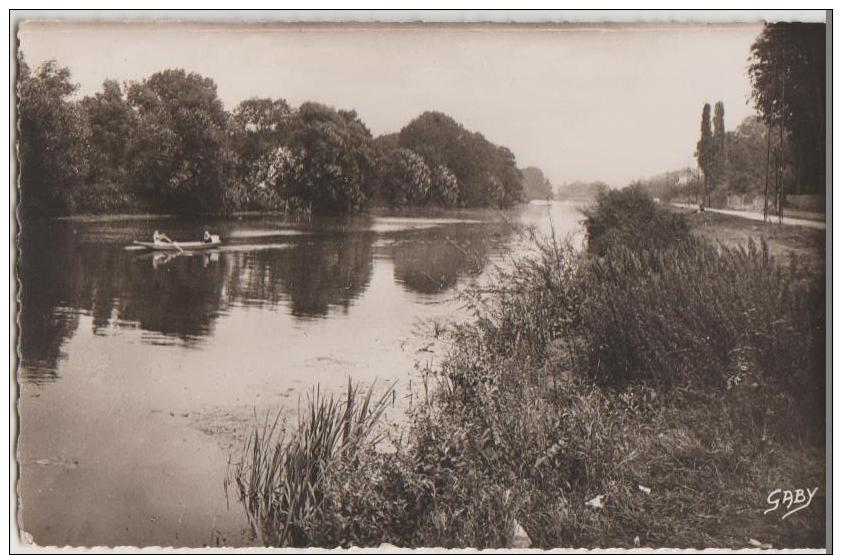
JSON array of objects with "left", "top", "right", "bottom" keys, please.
[{"left": 162, "top": 237, "right": 184, "bottom": 253}]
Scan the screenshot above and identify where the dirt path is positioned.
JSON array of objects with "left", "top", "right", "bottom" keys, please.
[{"left": 672, "top": 203, "right": 826, "bottom": 230}]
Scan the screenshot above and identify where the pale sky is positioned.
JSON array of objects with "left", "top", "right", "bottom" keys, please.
[{"left": 18, "top": 21, "right": 765, "bottom": 187}]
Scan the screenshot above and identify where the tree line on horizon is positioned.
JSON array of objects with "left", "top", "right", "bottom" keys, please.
[
  {"left": 16, "top": 56, "right": 526, "bottom": 218},
  {"left": 555, "top": 180, "right": 609, "bottom": 200}
]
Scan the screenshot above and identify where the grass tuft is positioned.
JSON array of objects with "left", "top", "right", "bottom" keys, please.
[{"left": 227, "top": 379, "right": 394, "bottom": 547}]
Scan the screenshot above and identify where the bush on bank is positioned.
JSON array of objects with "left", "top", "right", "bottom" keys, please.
[{"left": 582, "top": 185, "right": 691, "bottom": 256}]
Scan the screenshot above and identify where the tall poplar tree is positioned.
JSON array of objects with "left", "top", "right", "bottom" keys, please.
[
  {"left": 712, "top": 101, "right": 727, "bottom": 189},
  {"left": 695, "top": 103, "right": 714, "bottom": 206}
]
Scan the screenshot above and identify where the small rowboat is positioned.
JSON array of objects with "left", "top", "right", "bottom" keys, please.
[{"left": 132, "top": 239, "right": 222, "bottom": 252}]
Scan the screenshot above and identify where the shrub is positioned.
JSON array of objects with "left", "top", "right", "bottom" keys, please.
[
  {"left": 582, "top": 185, "right": 690, "bottom": 255},
  {"left": 420, "top": 231, "right": 825, "bottom": 547},
  {"left": 578, "top": 238, "right": 822, "bottom": 398}
]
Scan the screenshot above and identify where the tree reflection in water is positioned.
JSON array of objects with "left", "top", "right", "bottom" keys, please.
[
  {"left": 223, "top": 234, "right": 373, "bottom": 318},
  {"left": 388, "top": 222, "right": 509, "bottom": 295},
  {"left": 16, "top": 215, "right": 513, "bottom": 383}
]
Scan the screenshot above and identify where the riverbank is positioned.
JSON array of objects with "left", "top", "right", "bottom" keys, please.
[
  {"left": 229, "top": 188, "right": 826, "bottom": 549},
  {"left": 47, "top": 210, "right": 297, "bottom": 223},
  {"left": 39, "top": 203, "right": 542, "bottom": 224}
]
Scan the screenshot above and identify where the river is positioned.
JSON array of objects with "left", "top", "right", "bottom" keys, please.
[{"left": 15, "top": 201, "right": 585, "bottom": 547}]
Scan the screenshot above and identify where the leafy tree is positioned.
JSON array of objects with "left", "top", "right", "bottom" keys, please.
[
  {"left": 254, "top": 145, "right": 307, "bottom": 212},
  {"left": 372, "top": 132, "right": 400, "bottom": 152},
  {"left": 232, "top": 99, "right": 292, "bottom": 172},
  {"left": 724, "top": 116, "right": 772, "bottom": 194},
  {"left": 520, "top": 167, "right": 554, "bottom": 201},
  {"left": 126, "top": 69, "right": 233, "bottom": 214},
  {"left": 749, "top": 22, "right": 826, "bottom": 194},
  {"left": 490, "top": 146, "right": 523, "bottom": 207},
  {"left": 228, "top": 97, "right": 294, "bottom": 209},
  {"left": 375, "top": 148, "right": 432, "bottom": 207},
  {"left": 235, "top": 97, "right": 293, "bottom": 135},
  {"left": 624, "top": 172, "right": 676, "bottom": 204},
  {"left": 398, "top": 111, "right": 522, "bottom": 208},
  {"left": 273, "top": 102, "right": 376, "bottom": 212},
  {"left": 429, "top": 164, "right": 460, "bottom": 207},
  {"left": 79, "top": 80, "right": 137, "bottom": 188},
  {"left": 17, "top": 58, "right": 88, "bottom": 216}
]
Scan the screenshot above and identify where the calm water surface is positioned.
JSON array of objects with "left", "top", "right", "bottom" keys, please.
[{"left": 17, "top": 201, "right": 584, "bottom": 547}]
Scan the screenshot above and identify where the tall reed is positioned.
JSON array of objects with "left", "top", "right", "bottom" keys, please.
[{"left": 226, "top": 379, "right": 394, "bottom": 547}]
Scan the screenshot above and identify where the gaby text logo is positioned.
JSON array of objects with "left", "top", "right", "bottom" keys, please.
[{"left": 764, "top": 488, "right": 819, "bottom": 520}]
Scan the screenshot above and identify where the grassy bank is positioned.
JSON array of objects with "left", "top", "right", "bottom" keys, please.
[
  {"left": 682, "top": 208, "right": 826, "bottom": 276},
  {"left": 228, "top": 187, "right": 826, "bottom": 549}
]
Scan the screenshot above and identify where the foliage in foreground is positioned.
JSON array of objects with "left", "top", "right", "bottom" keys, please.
[{"left": 230, "top": 194, "right": 826, "bottom": 548}]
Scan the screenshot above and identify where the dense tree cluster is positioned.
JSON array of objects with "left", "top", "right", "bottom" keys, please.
[
  {"left": 17, "top": 59, "right": 524, "bottom": 218},
  {"left": 395, "top": 111, "right": 523, "bottom": 208},
  {"left": 17, "top": 60, "right": 90, "bottom": 215},
  {"left": 555, "top": 180, "right": 608, "bottom": 200},
  {"left": 520, "top": 167, "right": 554, "bottom": 201}
]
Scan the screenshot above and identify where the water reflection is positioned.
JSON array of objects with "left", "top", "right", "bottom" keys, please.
[
  {"left": 17, "top": 223, "right": 80, "bottom": 383},
  {"left": 389, "top": 225, "right": 501, "bottom": 295},
  {"left": 17, "top": 212, "right": 520, "bottom": 382},
  {"left": 16, "top": 203, "right": 587, "bottom": 548},
  {"left": 223, "top": 235, "right": 374, "bottom": 317},
  {"left": 120, "top": 251, "right": 229, "bottom": 341}
]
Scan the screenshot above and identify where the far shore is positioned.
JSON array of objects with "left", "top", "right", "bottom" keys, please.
[
  {"left": 30, "top": 200, "right": 590, "bottom": 224},
  {"left": 46, "top": 210, "right": 292, "bottom": 223}
]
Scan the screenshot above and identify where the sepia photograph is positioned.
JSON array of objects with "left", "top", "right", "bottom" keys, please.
[{"left": 10, "top": 10, "right": 830, "bottom": 551}]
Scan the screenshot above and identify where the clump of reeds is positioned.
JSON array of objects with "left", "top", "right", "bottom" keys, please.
[{"left": 226, "top": 379, "right": 394, "bottom": 547}]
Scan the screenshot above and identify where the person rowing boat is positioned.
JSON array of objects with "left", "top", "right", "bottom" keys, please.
[
  {"left": 152, "top": 230, "right": 183, "bottom": 252},
  {"left": 153, "top": 230, "right": 173, "bottom": 245},
  {"left": 132, "top": 230, "right": 221, "bottom": 251},
  {"left": 202, "top": 229, "right": 222, "bottom": 244}
]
